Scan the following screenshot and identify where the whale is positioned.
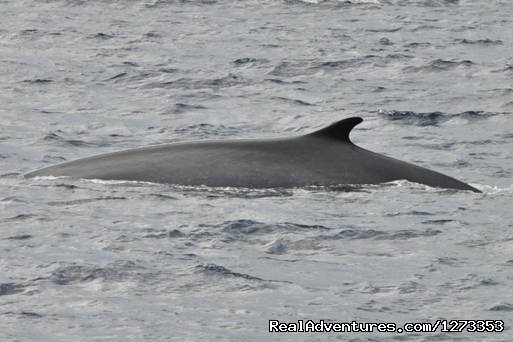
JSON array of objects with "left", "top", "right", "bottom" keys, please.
[{"left": 25, "top": 117, "right": 480, "bottom": 192}]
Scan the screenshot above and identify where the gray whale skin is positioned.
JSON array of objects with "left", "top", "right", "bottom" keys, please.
[{"left": 26, "top": 117, "right": 480, "bottom": 192}]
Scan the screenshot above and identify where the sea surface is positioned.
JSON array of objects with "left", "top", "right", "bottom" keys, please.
[{"left": 1, "top": 0, "right": 513, "bottom": 341}]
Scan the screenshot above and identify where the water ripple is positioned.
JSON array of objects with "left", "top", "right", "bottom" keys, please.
[
  {"left": 378, "top": 109, "right": 496, "bottom": 125},
  {"left": 0, "top": 283, "right": 26, "bottom": 296}
]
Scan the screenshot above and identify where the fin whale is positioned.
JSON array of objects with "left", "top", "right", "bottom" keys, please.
[{"left": 25, "top": 117, "right": 480, "bottom": 192}]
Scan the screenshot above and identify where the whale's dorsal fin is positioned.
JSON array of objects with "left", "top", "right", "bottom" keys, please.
[{"left": 308, "top": 117, "right": 363, "bottom": 143}]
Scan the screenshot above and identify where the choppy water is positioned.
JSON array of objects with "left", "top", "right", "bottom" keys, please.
[{"left": 1, "top": 0, "right": 513, "bottom": 341}]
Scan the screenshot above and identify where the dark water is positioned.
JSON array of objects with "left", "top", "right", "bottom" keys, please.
[{"left": 1, "top": 0, "right": 512, "bottom": 341}]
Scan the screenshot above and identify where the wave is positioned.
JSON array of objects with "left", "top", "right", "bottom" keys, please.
[
  {"left": 378, "top": 109, "right": 497, "bottom": 125},
  {"left": 404, "top": 58, "right": 473, "bottom": 73}
]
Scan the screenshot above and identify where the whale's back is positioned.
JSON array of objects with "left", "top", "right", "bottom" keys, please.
[{"left": 26, "top": 117, "right": 480, "bottom": 192}]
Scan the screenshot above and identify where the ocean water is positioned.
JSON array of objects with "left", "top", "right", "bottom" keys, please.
[{"left": 1, "top": 0, "right": 513, "bottom": 341}]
